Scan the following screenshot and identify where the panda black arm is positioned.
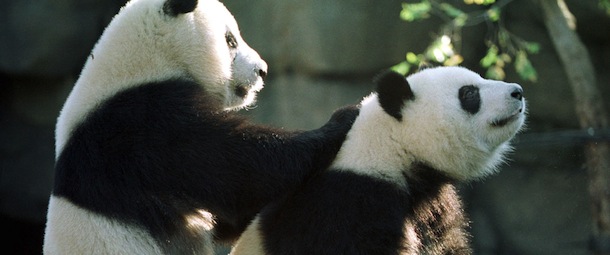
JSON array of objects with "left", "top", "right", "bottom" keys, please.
[
  {"left": 236, "top": 103, "right": 361, "bottom": 173},
  {"left": 210, "top": 104, "right": 360, "bottom": 239}
]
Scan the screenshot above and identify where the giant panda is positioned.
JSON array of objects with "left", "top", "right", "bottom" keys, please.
[
  {"left": 230, "top": 66, "right": 527, "bottom": 255},
  {"left": 43, "top": 0, "right": 358, "bottom": 254}
]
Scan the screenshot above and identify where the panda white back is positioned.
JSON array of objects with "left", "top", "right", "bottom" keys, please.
[{"left": 230, "top": 67, "right": 526, "bottom": 255}]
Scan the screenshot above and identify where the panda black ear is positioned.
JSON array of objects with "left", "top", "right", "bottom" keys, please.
[
  {"left": 374, "top": 70, "right": 414, "bottom": 121},
  {"left": 164, "top": 0, "right": 198, "bottom": 16}
]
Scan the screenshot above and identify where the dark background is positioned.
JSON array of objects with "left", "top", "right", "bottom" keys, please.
[{"left": 1, "top": 0, "right": 609, "bottom": 254}]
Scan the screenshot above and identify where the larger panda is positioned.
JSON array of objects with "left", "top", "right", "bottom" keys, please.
[
  {"left": 43, "top": 0, "right": 358, "bottom": 254},
  {"left": 230, "top": 66, "right": 526, "bottom": 255}
]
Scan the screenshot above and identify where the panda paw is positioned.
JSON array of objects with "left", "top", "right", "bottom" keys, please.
[{"left": 322, "top": 104, "right": 360, "bottom": 135}]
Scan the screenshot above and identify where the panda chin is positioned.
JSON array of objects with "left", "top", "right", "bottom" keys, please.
[
  {"left": 225, "top": 81, "right": 263, "bottom": 110},
  {"left": 491, "top": 115, "right": 515, "bottom": 127},
  {"left": 234, "top": 84, "right": 250, "bottom": 98},
  {"left": 490, "top": 106, "right": 525, "bottom": 128}
]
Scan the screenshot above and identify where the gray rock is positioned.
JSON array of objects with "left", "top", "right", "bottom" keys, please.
[{"left": 0, "top": 0, "right": 124, "bottom": 76}]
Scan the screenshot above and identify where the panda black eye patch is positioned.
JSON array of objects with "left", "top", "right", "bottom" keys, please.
[
  {"left": 225, "top": 31, "right": 238, "bottom": 49},
  {"left": 458, "top": 85, "right": 480, "bottom": 114}
]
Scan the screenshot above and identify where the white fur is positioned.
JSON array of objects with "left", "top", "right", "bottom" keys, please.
[
  {"left": 46, "top": 0, "right": 265, "bottom": 254},
  {"left": 230, "top": 218, "right": 266, "bottom": 255},
  {"left": 54, "top": 0, "right": 266, "bottom": 157},
  {"left": 332, "top": 66, "right": 526, "bottom": 183},
  {"left": 45, "top": 196, "right": 219, "bottom": 255},
  {"left": 43, "top": 197, "right": 168, "bottom": 255}
]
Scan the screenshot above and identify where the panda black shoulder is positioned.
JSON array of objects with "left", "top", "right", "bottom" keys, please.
[
  {"left": 53, "top": 78, "right": 232, "bottom": 215},
  {"left": 95, "top": 78, "right": 228, "bottom": 122}
]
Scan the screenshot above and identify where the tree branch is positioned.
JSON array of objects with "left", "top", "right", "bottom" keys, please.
[{"left": 539, "top": 0, "right": 610, "bottom": 254}]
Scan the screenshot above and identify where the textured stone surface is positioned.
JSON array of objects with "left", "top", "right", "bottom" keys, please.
[
  {"left": 0, "top": 0, "right": 125, "bottom": 76},
  {"left": 464, "top": 144, "right": 591, "bottom": 255},
  {"left": 243, "top": 74, "right": 374, "bottom": 130},
  {"left": 224, "top": 0, "right": 429, "bottom": 75}
]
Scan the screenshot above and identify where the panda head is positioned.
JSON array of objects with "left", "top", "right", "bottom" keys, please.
[
  {"left": 89, "top": 0, "right": 267, "bottom": 110},
  {"left": 161, "top": 0, "right": 268, "bottom": 110},
  {"left": 163, "top": 0, "right": 268, "bottom": 110},
  {"left": 333, "top": 66, "right": 526, "bottom": 182},
  {"left": 55, "top": 0, "right": 267, "bottom": 156}
]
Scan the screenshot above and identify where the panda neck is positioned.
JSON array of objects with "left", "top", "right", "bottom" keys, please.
[
  {"left": 329, "top": 128, "right": 461, "bottom": 189},
  {"left": 330, "top": 133, "right": 457, "bottom": 188},
  {"left": 81, "top": 26, "right": 185, "bottom": 90},
  {"left": 329, "top": 119, "right": 416, "bottom": 187}
]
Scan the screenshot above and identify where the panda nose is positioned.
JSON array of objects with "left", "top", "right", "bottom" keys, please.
[
  {"left": 258, "top": 68, "right": 267, "bottom": 80},
  {"left": 256, "top": 61, "right": 268, "bottom": 80},
  {"left": 511, "top": 87, "right": 523, "bottom": 101}
]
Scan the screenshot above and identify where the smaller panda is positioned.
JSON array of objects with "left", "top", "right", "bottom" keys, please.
[{"left": 230, "top": 66, "right": 527, "bottom": 255}]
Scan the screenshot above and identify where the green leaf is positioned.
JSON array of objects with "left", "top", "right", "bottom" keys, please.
[
  {"left": 391, "top": 61, "right": 411, "bottom": 76},
  {"left": 600, "top": 0, "right": 610, "bottom": 15},
  {"left": 400, "top": 1, "right": 432, "bottom": 22},
  {"left": 406, "top": 52, "right": 420, "bottom": 64},
  {"left": 523, "top": 41, "right": 541, "bottom": 54},
  {"left": 464, "top": 0, "right": 496, "bottom": 5},
  {"left": 487, "top": 7, "right": 500, "bottom": 22},
  {"left": 453, "top": 15, "right": 469, "bottom": 27},
  {"left": 515, "top": 51, "right": 538, "bottom": 82},
  {"left": 497, "top": 30, "right": 510, "bottom": 49},
  {"left": 444, "top": 54, "right": 464, "bottom": 66},
  {"left": 485, "top": 65, "right": 505, "bottom": 80},
  {"left": 480, "top": 45, "right": 498, "bottom": 68},
  {"left": 499, "top": 53, "right": 512, "bottom": 63}
]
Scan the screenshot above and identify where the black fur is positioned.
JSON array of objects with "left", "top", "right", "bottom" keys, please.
[
  {"left": 458, "top": 85, "right": 480, "bottom": 114},
  {"left": 53, "top": 79, "right": 358, "bottom": 253},
  {"left": 257, "top": 164, "right": 471, "bottom": 255},
  {"left": 163, "top": 0, "right": 198, "bottom": 16},
  {"left": 375, "top": 70, "right": 414, "bottom": 121}
]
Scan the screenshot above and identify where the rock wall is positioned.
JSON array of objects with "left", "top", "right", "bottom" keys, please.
[{"left": 1, "top": 0, "right": 608, "bottom": 254}]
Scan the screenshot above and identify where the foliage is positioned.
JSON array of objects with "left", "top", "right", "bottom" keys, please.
[
  {"left": 601, "top": 0, "right": 610, "bottom": 15},
  {"left": 393, "top": 0, "right": 539, "bottom": 82}
]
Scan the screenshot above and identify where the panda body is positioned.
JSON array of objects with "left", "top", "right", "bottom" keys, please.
[
  {"left": 230, "top": 67, "right": 527, "bottom": 255},
  {"left": 43, "top": 0, "right": 358, "bottom": 254}
]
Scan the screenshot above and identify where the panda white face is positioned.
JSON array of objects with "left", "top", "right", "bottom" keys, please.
[
  {"left": 404, "top": 66, "right": 525, "bottom": 152},
  {"left": 165, "top": 0, "right": 268, "bottom": 110},
  {"left": 331, "top": 67, "right": 526, "bottom": 183}
]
